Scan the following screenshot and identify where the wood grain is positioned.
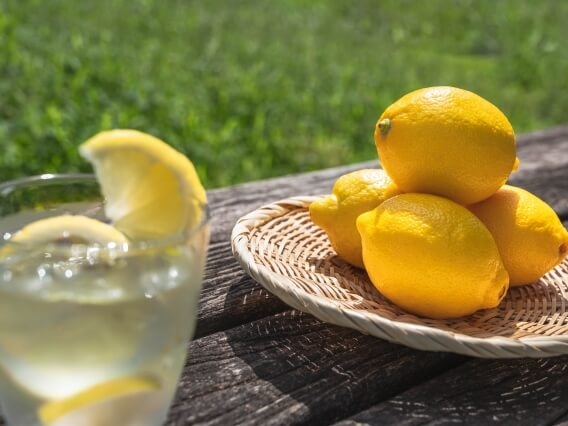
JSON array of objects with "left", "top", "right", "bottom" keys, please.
[
  {"left": 168, "top": 312, "right": 465, "bottom": 426},
  {"left": 195, "top": 162, "right": 367, "bottom": 338},
  {"left": 511, "top": 125, "right": 568, "bottom": 218},
  {"left": 334, "top": 355, "right": 568, "bottom": 426}
]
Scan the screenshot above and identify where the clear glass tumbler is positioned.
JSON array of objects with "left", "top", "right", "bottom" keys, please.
[{"left": 0, "top": 174, "right": 210, "bottom": 426}]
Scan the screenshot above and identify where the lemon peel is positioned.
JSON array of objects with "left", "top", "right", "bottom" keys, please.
[
  {"left": 309, "top": 169, "right": 400, "bottom": 268},
  {"left": 38, "top": 376, "right": 160, "bottom": 425},
  {"left": 469, "top": 185, "right": 568, "bottom": 286},
  {"left": 374, "top": 86, "right": 516, "bottom": 205},
  {"left": 79, "top": 129, "right": 206, "bottom": 240},
  {"left": 357, "top": 193, "right": 509, "bottom": 319},
  {"left": 8, "top": 215, "right": 127, "bottom": 246}
]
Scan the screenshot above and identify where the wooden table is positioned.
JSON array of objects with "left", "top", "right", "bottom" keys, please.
[{"left": 167, "top": 125, "right": 568, "bottom": 426}]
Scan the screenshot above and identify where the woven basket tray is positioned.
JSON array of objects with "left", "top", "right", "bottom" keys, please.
[{"left": 231, "top": 196, "right": 568, "bottom": 358}]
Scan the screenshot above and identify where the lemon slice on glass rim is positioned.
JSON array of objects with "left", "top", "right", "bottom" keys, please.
[
  {"left": 79, "top": 129, "right": 207, "bottom": 241},
  {"left": 38, "top": 375, "right": 161, "bottom": 426}
]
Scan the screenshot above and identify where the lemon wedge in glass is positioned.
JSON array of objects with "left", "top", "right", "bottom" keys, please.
[
  {"left": 38, "top": 376, "right": 162, "bottom": 426},
  {"left": 79, "top": 129, "right": 207, "bottom": 240},
  {"left": 9, "top": 215, "right": 128, "bottom": 246}
]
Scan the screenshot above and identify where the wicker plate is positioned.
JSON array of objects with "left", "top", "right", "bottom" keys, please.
[{"left": 231, "top": 196, "right": 568, "bottom": 358}]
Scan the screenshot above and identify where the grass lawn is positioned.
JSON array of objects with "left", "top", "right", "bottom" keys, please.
[{"left": 1, "top": 0, "right": 567, "bottom": 189}]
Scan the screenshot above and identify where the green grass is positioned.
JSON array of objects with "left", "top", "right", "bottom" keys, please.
[{"left": 1, "top": 0, "right": 568, "bottom": 189}]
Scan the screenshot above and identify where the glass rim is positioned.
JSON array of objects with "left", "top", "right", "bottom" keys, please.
[
  {"left": 0, "top": 173, "right": 96, "bottom": 195},
  {"left": 0, "top": 173, "right": 210, "bottom": 254}
]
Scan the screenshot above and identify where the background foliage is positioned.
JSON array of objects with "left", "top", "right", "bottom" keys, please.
[{"left": 1, "top": 0, "right": 567, "bottom": 189}]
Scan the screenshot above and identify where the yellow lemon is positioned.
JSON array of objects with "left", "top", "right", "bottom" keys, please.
[
  {"left": 309, "top": 168, "right": 400, "bottom": 268},
  {"left": 356, "top": 193, "right": 509, "bottom": 319},
  {"left": 38, "top": 376, "right": 161, "bottom": 425},
  {"left": 469, "top": 185, "right": 568, "bottom": 286},
  {"left": 374, "top": 86, "right": 517, "bottom": 205},
  {"left": 8, "top": 215, "right": 128, "bottom": 246},
  {"left": 79, "top": 129, "right": 206, "bottom": 240}
]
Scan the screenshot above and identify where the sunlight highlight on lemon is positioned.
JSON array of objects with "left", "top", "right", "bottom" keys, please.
[
  {"left": 309, "top": 168, "right": 400, "bottom": 268},
  {"left": 79, "top": 129, "right": 206, "bottom": 240},
  {"left": 374, "top": 86, "right": 516, "bottom": 205},
  {"left": 357, "top": 193, "right": 509, "bottom": 319},
  {"left": 469, "top": 185, "right": 568, "bottom": 286}
]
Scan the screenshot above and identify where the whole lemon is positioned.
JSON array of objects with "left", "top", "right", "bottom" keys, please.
[
  {"left": 309, "top": 168, "right": 400, "bottom": 268},
  {"left": 374, "top": 86, "right": 517, "bottom": 205},
  {"left": 356, "top": 193, "right": 509, "bottom": 319},
  {"left": 469, "top": 185, "right": 568, "bottom": 286}
]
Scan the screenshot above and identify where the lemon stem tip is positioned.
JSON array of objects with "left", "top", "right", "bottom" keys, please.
[{"left": 378, "top": 118, "right": 391, "bottom": 136}]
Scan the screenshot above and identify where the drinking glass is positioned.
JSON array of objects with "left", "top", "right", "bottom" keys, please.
[{"left": 0, "top": 174, "right": 210, "bottom": 426}]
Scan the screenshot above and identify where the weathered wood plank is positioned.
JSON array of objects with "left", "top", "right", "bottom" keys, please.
[
  {"left": 552, "top": 411, "right": 568, "bottom": 425},
  {"left": 194, "top": 163, "right": 367, "bottom": 337},
  {"left": 168, "top": 311, "right": 465, "bottom": 426},
  {"left": 333, "top": 355, "right": 568, "bottom": 426},
  {"left": 510, "top": 125, "right": 568, "bottom": 216}
]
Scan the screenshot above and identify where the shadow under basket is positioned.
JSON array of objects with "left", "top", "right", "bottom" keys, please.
[{"left": 231, "top": 196, "right": 568, "bottom": 359}]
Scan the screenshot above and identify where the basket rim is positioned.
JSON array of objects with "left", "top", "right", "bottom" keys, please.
[{"left": 231, "top": 196, "right": 568, "bottom": 358}]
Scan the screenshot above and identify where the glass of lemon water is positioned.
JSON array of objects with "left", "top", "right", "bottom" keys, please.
[{"left": 0, "top": 174, "right": 210, "bottom": 426}]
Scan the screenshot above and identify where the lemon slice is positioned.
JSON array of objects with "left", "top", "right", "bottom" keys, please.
[
  {"left": 9, "top": 215, "right": 128, "bottom": 246},
  {"left": 79, "top": 129, "right": 207, "bottom": 240},
  {"left": 38, "top": 376, "right": 161, "bottom": 425}
]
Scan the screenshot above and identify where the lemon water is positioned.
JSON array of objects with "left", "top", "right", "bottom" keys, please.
[{"left": 0, "top": 213, "right": 206, "bottom": 425}]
